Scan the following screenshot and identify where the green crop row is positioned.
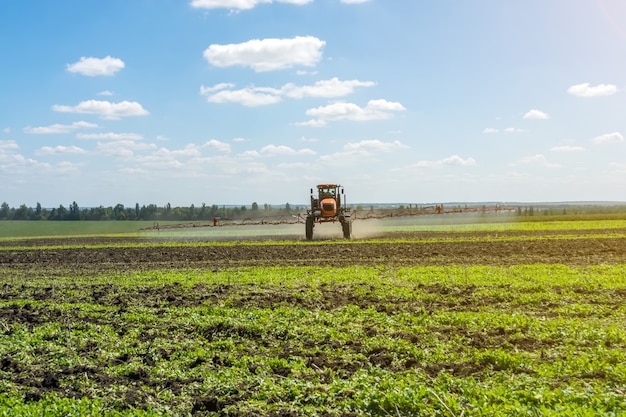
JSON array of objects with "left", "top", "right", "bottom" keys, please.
[{"left": 1, "top": 264, "right": 625, "bottom": 416}]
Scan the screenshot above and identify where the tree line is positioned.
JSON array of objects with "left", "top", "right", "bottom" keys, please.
[{"left": 0, "top": 201, "right": 301, "bottom": 221}]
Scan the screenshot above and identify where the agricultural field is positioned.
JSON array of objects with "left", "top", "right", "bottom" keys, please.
[{"left": 0, "top": 215, "right": 626, "bottom": 416}]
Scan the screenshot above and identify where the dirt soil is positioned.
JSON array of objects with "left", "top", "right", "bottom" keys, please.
[
  {"left": 2, "top": 229, "right": 626, "bottom": 273},
  {"left": 1, "top": 229, "right": 626, "bottom": 415}
]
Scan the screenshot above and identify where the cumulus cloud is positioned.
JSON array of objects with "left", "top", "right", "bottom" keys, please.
[
  {"left": 280, "top": 78, "right": 375, "bottom": 99},
  {"left": 483, "top": 128, "right": 499, "bottom": 134},
  {"left": 200, "top": 78, "right": 374, "bottom": 106},
  {"left": 294, "top": 119, "right": 328, "bottom": 127},
  {"left": 23, "top": 121, "right": 98, "bottom": 134},
  {"left": 66, "top": 56, "right": 125, "bottom": 76},
  {"left": 201, "top": 85, "right": 282, "bottom": 106},
  {"left": 76, "top": 132, "right": 143, "bottom": 141},
  {"left": 204, "top": 139, "right": 232, "bottom": 153},
  {"left": 0, "top": 140, "right": 19, "bottom": 153},
  {"left": 0, "top": 141, "right": 80, "bottom": 174},
  {"left": 344, "top": 139, "right": 407, "bottom": 153},
  {"left": 523, "top": 109, "right": 550, "bottom": 120},
  {"left": 515, "top": 154, "right": 560, "bottom": 168},
  {"left": 52, "top": 100, "right": 149, "bottom": 119},
  {"left": 411, "top": 155, "right": 476, "bottom": 168},
  {"left": 170, "top": 144, "right": 203, "bottom": 158},
  {"left": 305, "top": 99, "right": 406, "bottom": 123},
  {"left": 203, "top": 36, "right": 325, "bottom": 72},
  {"left": 592, "top": 132, "right": 624, "bottom": 144},
  {"left": 190, "top": 0, "right": 312, "bottom": 10},
  {"left": 567, "top": 83, "right": 618, "bottom": 97},
  {"left": 36, "top": 145, "right": 87, "bottom": 155},
  {"left": 260, "top": 144, "right": 316, "bottom": 156},
  {"left": 504, "top": 127, "right": 524, "bottom": 133},
  {"left": 319, "top": 139, "right": 406, "bottom": 163},
  {"left": 97, "top": 141, "right": 157, "bottom": 158},
  {"left": 550, "top": 145, "right": 585, "bottom": 152}
]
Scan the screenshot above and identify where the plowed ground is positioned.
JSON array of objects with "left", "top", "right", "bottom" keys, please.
[
  {"left": 1, "top": 228, "right": 626, "bottom": 415},
  {"left": 2, "top": 229, "right": 626, "bottom": 273}
]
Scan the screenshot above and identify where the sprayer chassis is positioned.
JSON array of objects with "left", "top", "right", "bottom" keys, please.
[{"left": 305, "top": 184, "right": 352, "bottom": 240}]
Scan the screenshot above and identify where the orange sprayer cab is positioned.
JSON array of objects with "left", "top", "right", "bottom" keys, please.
[{"left": 305, "top": 184, "right": 352, "bottom": 240}]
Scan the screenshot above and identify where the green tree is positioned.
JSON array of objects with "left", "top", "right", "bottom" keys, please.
[
  {"left": 13, "top": 204, "right": 31, "bottom": 220},
  {"left": 50, "top": 205, "right": 69, "bottom": 220},
  {"left": 69, "top": 201, "right": 80, "bottom": 220},
  {"left": 35, "top": 202, "right": 43, "bottom": 219},
  {"left": 113, "top": 204, "right": 126, "bottom": 220},
  {"left": 0, "top": 202, "right": 10, "bottom": 219},
  {"left": 198, "top": 203, "right": 208, "bottom": 220}
]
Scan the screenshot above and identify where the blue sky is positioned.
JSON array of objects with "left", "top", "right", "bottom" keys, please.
[{"left": 1, "top": 0, "right": 625, "bottom": 207}]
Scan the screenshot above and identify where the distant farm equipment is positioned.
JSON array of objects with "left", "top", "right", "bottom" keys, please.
[
  {"left": 305, "top": 184, "right": 352, "bottom": 240},
  {"left": 140, "top": 184, "right": 514, "bottom": 238}
]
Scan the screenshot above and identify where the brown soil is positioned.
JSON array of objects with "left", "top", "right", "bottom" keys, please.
[
  {"left": 2, "top": 230, "right": 626, "bottom": 273},
  {"left": 1, "top": 229, "right": 625, "bottom": 414}
]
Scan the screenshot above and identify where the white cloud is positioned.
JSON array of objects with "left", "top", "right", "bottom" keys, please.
[
  {"left": 280, "top": 78, "right": 375, "bottom": 99},
  {"left": 66, "top": 56, "right": 125, "bottom": 76},
  {"left": 592, "top": 132, "right": 624, "bottom": 144},
  {"left": 36, "top": 145, "right": 87, "bottom": 155},
  {"left": 204, "top": 139, "right": 232, "bottom": 153},
  {"left": 483, "top": 128, "right": 499, "bottom": 134},
  {"left": 52, "top": 100, "right": 149, "bottom": 119},
  {"left": 305, "top": 99, "right": 406, "bottom": 123},
  {"left": 523, "top": 109, "right": 550, "bottom": 120},
  {"left": 170, "top": 144, "right": 203, "bottom": 157},
  {"left": 23, "top": 121, "right": 98, "bottom": 134},
  {"left": 550, "top": 146, "right": 585, "bottom": 152},
  {"left": 567, "top": 83, "right": 618, "bottom": 97},
  {"left": 98, "top": 91, "right": 114, "bottom": 96},
  {"left": 0, "top": 141, "right": 80, "bottom": 175},
  {"left": 201, "top": 78, "right": 374, "bottom": 106},
  {"left": 294, "top": 119, "right": 327, "bottom": 128},
  {"left": 515, "top": 154, "right": 561, "bottom": 168},
  {"left": 344, "top": 139, "right": 407, "bottom": 153},
  {"left": 190, "top": 0, "right": 312, "bottom": 10},
  {"left": 0, "top": 140, "right": 19, "bottom": 152},
  {"left": 199, "top": 83, "right": 236, "bottom": 93},
  {"left": 319, "top": 139, "right": 406, "bottom": 164},
  {"left": 97, "top": 141, "right": 156, "bottom": 158},
  {"left": 238, "top": 150, "right": 261, "bottom": 158},
  {"left": 77, "top": 132, "right": 143, "bottom": 141},
  {"left": 341, "top": 0, "right": 369, "bottom": 3},
  {"left": 201, "top": 86, "right": 282, "bottom": 106},
  {"left": 411, "top": 155, "right": 477, "bottom": 168},
  {"left": 203, "top": 36, "right": 325, "bottom": 72},
  {"left": 99, "top": 143, "right": 137, "bottom": 158},
  {"left": 260, "top": 144, "right": 316, "bottom": 156},
  {"left": 504, "top": 127, "right": 524, "bottom": 133}
]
